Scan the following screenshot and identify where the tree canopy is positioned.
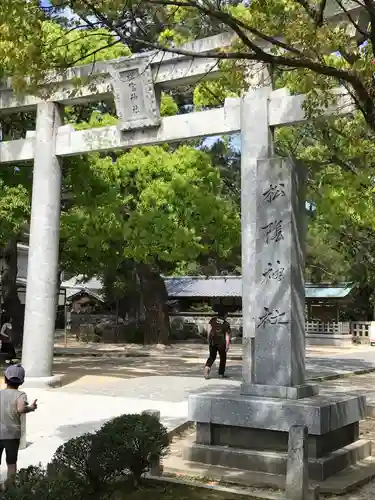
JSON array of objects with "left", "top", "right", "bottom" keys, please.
[
  {"left": 0, "top": 14, "right": 242, "bottom": 341},
  {"left": 3, "top": 1, "right": 375, "bottom": 327},
  {"left": 60, "top": 145, "right": 239, "bottom": 276},
  {"left": 29, "top": 1, "right": 373, "bottom": 131}
]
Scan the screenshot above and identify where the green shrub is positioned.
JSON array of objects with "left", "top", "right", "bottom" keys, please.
[
  {"left": 3, "top": 465, "right": 45, "bottom": 500},
  {"left": 3, "top": 414, "right": 169, "bottom": 498},
  {"left": 3, "top": 465, "right": 85, "bottom": 500},
  {"left": 48, "top": 433, "right": 115, "bottom": 494},
  {"left": 96, "top": 413, "right": 170, "bottom": 485}
]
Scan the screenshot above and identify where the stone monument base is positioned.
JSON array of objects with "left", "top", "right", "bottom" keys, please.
[
  {"left": 186, "top": 389, "right": 371, "bottom": 486},
  {"left": 240, "top": 382, "right": 319, "bottom": 400},
  {"left": 22, "top": 374, "right": 67, "bottom": 388}
]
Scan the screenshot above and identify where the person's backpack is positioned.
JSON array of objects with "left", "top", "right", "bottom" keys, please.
[{"left": 211, "top": 318, "right": 229, "bottom": 345}]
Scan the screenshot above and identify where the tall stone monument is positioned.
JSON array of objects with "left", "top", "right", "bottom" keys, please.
[{"left": 186, "top": 88, "right": 370, "bottom": 487}]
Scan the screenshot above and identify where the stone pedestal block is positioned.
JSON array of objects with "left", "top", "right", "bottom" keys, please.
[
  {"left": 189, "top": 391, "right": 366, "bottom": 434},
  {"left": 241, "top": 383, "right": 319, "bottom": 400},
  {"left": 186, "top": 390, "right": 369, "bottom": 484},
  {"left": 22, "top": 374, "right": 66, "bottom": 388}
]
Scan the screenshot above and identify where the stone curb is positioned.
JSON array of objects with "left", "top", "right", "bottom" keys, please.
[
  {"left": 51, "top": 357, "right": 375, "bottom": 382},
  {"left": 14, "top": 350, "right": 151, "bottom": 359},
  {"left": 309, "top": 367, "right": 375, "bottom": 383},
  {"left": 48, "top": 352, "right": 375, "bottom": 369},
  {"left": 53, "top": 351, "right": 151, "bottom": 358},
  {"left": 167, "top": 420, "right": 192, "bottom": 441},
  {"left": 50, "top": 350, "right": 210, "bottom": 359},
  {"left": 147, "top": 475, "right": 320, "bottom": 500},
  {"left": 146, "top": 475, "right": 284, "bottom": 500}
]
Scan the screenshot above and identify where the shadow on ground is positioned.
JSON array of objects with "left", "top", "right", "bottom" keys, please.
[
  {"left": 56, "top": 418, "right": 110, "bottom": 441},
  {"left": 53, "top": 352, "right": 235, "bottom": 386},
  {"left": 307, "top": 357, "right": 375, "bottom": 378},
  {"left": 53, "top": 351, "right": 375, "bottom": 388}
]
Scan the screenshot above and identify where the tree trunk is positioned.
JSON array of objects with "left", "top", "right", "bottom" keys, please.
[
  {"left": 352, "top": 285, "right": 374, "bottom": 321},
  {"left": 1, "top": 238, "right": 24, "bottom": 346},
  {"left": 136, "top": 263, "right": 170, "bottom": 344}
]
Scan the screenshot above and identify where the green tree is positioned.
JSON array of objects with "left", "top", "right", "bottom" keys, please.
[
  {"left": 0, "top": 19, "right": 130, "bottom": 342},
  {"left": 0, "top": 14, "right": 242, "bottom": 342},
  {"left": 0, "top": 172, "right": 31, "bottom": 344},
  {"left": 0, "top": 4, "right": 129, "bottom": 93},
  {"left": 60, "top": 144, "right": 239, "bottom": 343},
  {"left": 42, "top": 2, "right": 375, "bottom": 131},
  {"left": 8, "top": 2, "right": 375, "bottom": 327},
  {"left": 276, "top": 115, "right": 375, "bottom": 316}
]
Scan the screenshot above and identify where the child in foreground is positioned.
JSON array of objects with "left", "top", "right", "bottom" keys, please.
[{"left": 0, "top": 364, "right": 37, "bottom": 488}]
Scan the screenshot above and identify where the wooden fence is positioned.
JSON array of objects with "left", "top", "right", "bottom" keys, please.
[{"left": 351, "top": 321, "right": 371, "bottom": 340}]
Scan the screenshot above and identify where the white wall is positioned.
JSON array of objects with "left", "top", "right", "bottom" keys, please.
[
  {"left": 17, "top": 245, "right": 28, "bottom": 281},
  {"left": 0, "top": 244, "right": 28, "bottom": 282}
]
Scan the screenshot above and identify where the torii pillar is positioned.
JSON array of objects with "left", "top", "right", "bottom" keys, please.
[{"left": 22, "top": 102, "right": 63, "bottom": 386}]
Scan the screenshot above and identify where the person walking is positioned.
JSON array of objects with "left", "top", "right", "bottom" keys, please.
[
  {"left": 0, "top": 320, "right": 16, "bottom": 364},
  {"left": 0, "top": 364, "right": 37, "bottom": 489},
  {"left": 204, "top": 308, "right": 231, "bottom": 379}
]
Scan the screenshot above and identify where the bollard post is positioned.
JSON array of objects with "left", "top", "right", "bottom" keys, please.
[
  {"left": 142, "top": 409, "right": 163, "bottom": 476},
  {"left": 286, "top": 425, "right": 309, "bottom": 500},
  {"left": 308, "top": 486, "right": 320, "bottom": 500}
]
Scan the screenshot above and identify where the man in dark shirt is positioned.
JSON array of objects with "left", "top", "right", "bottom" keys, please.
[
  {"left": 0, "top": 319, "right": 16, "bottom": 363},
  {"left": 204, "top": 308, "right": 231, "bottom": 379}
]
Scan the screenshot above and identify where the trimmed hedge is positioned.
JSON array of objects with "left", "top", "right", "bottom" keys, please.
[
  {"left": 96, "top": 413, "right": 169, "bottom": 484},
  {"left": 3, "top": 465, "right": 85, "bottom": 500},
  {"left": 4, "top": 412, "right": 169, "bottom": 499}
]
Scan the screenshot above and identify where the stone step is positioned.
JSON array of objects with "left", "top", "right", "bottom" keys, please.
[
  {"left": 185, "top": 444, "right": 287, "bottom": 475},
  {"left": 164, "top": 460, "right": 286, "bottom": 489},
  {"left": 316, "top": 456, "right": 375, "bottom": 495},
  {"left": 311, "top": 439, "right": 371, "bottom": 481},
  {"left": 164, "top": 455, "right": 375, "bottom": 495},
  {"left": 185, "top": 439, "right": 372, "bottom": 482}
]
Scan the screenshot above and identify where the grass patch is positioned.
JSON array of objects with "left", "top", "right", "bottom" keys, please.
[{"left": 114, "top": 482, "right": 258, "bottom": 500}]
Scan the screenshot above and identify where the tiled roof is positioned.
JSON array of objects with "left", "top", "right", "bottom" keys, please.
[
  {"left": 165, "top": 276, "right": 241, "bottom": 298},
  {"left": 66, "top": 288, "right": 105, "bottom": 302},
  {"left": 61, "top": 275, "right": 102, "bottom": 290},
  {"left": 305, "top": 284, "right": 352, "bottom": 299},
  {"left": 165, "top": 277, "right": 353, "bottom": 299},
  {"left": 13, "top": 274, "right": 353, "bottom": 300}
]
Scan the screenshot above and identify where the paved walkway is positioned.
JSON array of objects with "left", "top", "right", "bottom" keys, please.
[
  {"left": 0, "top": 388, "right": 187, "bottom": 482},
  {"left": 9, "top": 370, "right": 375, "bottom": 487},
  {"left": 50, "top": 343, "right": 375, "bottom": 394},
  {"left": 53, "top": 338, "right": 371, "bottom": 360},
  {"left": 322, "top": 372, "right": 375, "bottom": 405},
  {"left": 6, "top": 341, "right": 375, "bottom": 489}
]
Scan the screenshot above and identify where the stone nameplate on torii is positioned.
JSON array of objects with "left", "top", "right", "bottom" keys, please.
[{"left": 109, "top": 57, "right": 161, "bottom": 132}]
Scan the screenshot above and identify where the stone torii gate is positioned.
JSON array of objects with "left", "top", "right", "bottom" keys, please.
[
  {"left": 0, "top": 19, "right": 373, "bottom": 488},
  {"left": 0, "top": 33, "right": 233, "bottom": 382}
]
